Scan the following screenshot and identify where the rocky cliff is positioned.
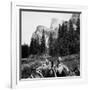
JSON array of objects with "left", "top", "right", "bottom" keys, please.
[{"left": 31, "top": 25, "right": 59, "bottom": 48}]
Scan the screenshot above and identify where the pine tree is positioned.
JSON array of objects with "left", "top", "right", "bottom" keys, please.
[
  {"left": 58, "top": 24, "right": 62, "bottom": 40},
  {"left": 57, "top": 22, "right": 70, "bottom": 56},
  {"left": 68, "top": 19, "right": 80, "bottom": 54},
  {"left": 22, "top": 44, "right": 29, "bottom": 58},
  {"left": 75, "top": 16, "right": 80, "bottom": 53},
  {"left": 40, "top": 30, "right": 46, "bottom": 54},
  {"left": 57, "top": 24, "right": 62, "bottom": 56},
  {"left": 29, "top": 38, "right": 35, "bottom": 55},
  {"left": 29, "top": 37, "right": 40, "bottom": 55},
  {"left": 69, "top": 19, "right": 74, "bottom": 34},
  {"left": 49, "top": 32, "right": 54, "bottom": 56},
  {"left": 76, "top": 17, "right": 80, "bottom": 34}
]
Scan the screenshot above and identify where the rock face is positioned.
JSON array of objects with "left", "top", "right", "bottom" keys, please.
[
  {"left": 70, "top": 14, "right": 80, "bottom": 31},
  {"left": 31, "top": 25, "right": 59, "bottom": 49},
  {"left": 71, "top": 14, "right": 80, "bottom": 24}
]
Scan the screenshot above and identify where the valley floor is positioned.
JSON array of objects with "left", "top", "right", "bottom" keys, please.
[{"left": 20, "top": 54, "right": 80, "bottom": 79}]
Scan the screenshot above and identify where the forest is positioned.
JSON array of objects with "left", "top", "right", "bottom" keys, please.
[{"left": 22, "top": 16, "right": 80, "bottom": 58}]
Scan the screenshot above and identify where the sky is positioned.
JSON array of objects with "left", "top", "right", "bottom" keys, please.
[{"left": 22, "top": 11, "right": 73, "bottom": 46}]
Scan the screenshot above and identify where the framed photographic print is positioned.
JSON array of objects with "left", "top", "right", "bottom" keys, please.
[{"left": 11, "top": 2, "right": 88, "bottom": 88}]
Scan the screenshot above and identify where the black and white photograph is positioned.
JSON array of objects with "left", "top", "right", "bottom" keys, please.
[{"left": 20, "top": 9, "right": 80, "bottom": 79}]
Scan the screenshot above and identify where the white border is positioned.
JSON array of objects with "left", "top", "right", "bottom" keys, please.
[{"left": 11, "top": 1, "right": 88, "bottom": 88}]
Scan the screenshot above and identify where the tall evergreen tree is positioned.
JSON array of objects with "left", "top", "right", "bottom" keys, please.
[
  {"left": 58, "top": 24, "right": 62, "bottom": 40},
  {"left": 76, "top": 17, "right": 80, "bottom": 34},
  {"left": 69, "top": 19, "right": 74, "bottom": 34},
  {"left": 57, "top": 22, "right": 70, "bottom": 56},
  {"left": 75, "top": 15, "right": 80, "bottom": 53},
  {"left": 29, "top": 37, "right": 40, "bottom": 55},
  {"left": 22, "top": 44, "right": 29, "bottom": 58},
  {"left": 49, "top": 32, "right": 54, "bottom": 56},
  {"left": 40, "top": 30, "right": 46, "bottom": 54},
  {"left": 68, "top": 19, "right": 79, "bottom": 54},
  {"left": 29, "top": 38, "right": 35, "bottom": 55},
  {"left": 57, "top": 24, "right": 62, "bottom": 55}
]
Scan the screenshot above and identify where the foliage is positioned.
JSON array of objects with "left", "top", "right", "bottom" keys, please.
[
  {"left": 40, "top": 30, "right": 46, "bottom": 54},
  {"left": 21, "top": 44, "right": 29, "bottom": 58}
]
